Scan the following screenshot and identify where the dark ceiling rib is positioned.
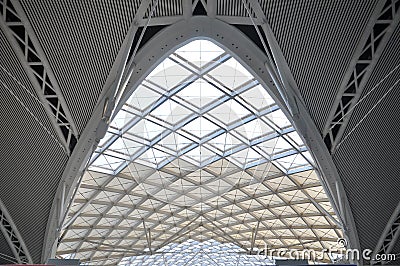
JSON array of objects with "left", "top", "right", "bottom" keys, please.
[
  {"left": 0, "top": 199, "right": 32, "bottom": 264},
  {"left": 371, "top": 201, "right": 400, "bottom": 264},
  {"left": 323, "top": 0, "right": 400, "bottom": 154},
  {"left": 0, "top": 230, "right": 17, "bottom": 265},
  {"left": 0, "top": 0, "right": 78, "bottom": 154}
]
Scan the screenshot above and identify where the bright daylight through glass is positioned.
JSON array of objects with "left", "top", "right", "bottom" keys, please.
[{"left": 57, "top": 40, "right": 342, "bottom": 265}]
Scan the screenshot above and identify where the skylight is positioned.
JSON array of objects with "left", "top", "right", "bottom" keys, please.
[
  {"left": 119, "top": 239, "right": 274, "bottom": 265},
  {"left": 58, "top": 40, "right": 342, "bottom": 265}
]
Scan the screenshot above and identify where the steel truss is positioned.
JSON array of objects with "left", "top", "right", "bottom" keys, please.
[
  {"left": 0, "top": 0, "right": 370, "bottom": 265},
  {"left": 323, "top": 0, "right": 400, "bottom": 153},
  {"left": 0, "top": 199, "right": 32, "bottom": 264},
  {"left": 0, "top": 0, "right": 78, "bottom": 154},
  {"left": 371, "top": 201, "right": 400, "bottom": 264}
]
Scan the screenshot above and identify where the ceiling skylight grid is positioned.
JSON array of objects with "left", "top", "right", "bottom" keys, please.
[{"left": 58, "top": 40, "right": 342, "bottom": 265}]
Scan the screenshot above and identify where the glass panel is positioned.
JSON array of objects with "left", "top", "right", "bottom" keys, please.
[
  {"left": 240, "top": 84, "right": 275, "bottom": 110},
  {"left": 176, "top": 78, "right": 224, "bottom": 108},
  {"left": 208, "top": 99, "right": 251, "bottom": 125},
  {"left": 184, "top": 145, "right": 216, "bottom": 163},
  {"left": 182, "top": 117, "right": 219, "bottom": 138},
  {"left": 127, "top": 119, "right": 165, "bottom": 140},
  {"left": 207, "top": 132, "right": 241, "bottom": 152},
  {"left": 266, "top": 109, "right": 291, "bottom": 129},
  {"left": 159, "top": 132, "right": 192, "bottom": 153},
  {"left": 110, "top": 109, "right": 134, "bottom": 130},
  {"left": 175, "top": 39, "right": 225, "bottom": 68},
  {"left": 150, "top": 99, "right": 192, "bottom": 124},
  {"left": 147, "top": 58, "right": 192, "bottom": 90},
  {"left": 235, "top": 118, "right": 274, "bottom": 140},
  {"left": 58, "top": 39, "right": 340, "bottom": 265},
  {"left": 126, "top": 85, "right": 161, "bottom": 111},
  {"left": 275, "top": 153, "right": 309, "bottom": 171},
  {"left": 208, "top": 57, "right": 254, "bottom": 89}
]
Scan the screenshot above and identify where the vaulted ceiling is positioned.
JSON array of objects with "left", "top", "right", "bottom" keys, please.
[{"left": 0, "top": 0, "right": 399, "bottom": 265}]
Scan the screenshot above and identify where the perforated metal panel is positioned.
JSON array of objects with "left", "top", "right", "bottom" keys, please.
[
  {"left": 0, "top": 29, "right": 68, "bottom": 263},
  {"left": 19, "top": 0, "right": 141, "bottom": 133},
  {"left": 260, "top": 0, "right": 378, "bottom": 132},
  {"left": 333, "top": 23, "right": 400, "bottom": 253}
]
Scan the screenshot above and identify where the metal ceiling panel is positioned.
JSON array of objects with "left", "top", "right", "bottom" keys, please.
[
  {"left": 0, "top": 29, "right": 69, "bottom": 263},
  {"left": 146, "top": 0, "right": 182, "bottom": 17},
  {"left": 217, "top": 0, "right": 254, "bottom": 17},
  {"left": 57, "top": 38, "right": 343, "bottom": 265},
  {"left": 333, "top": 24, "right": 400, "bottom": 253},
  {"left": 19, "top": 0, "right": 141, "bottom": 133},
  {"left": 259, "top": 0, "right": 378, "bottom": 132},
  {"left": 0, "top": 1, "right": 398, "bottom": 264}
]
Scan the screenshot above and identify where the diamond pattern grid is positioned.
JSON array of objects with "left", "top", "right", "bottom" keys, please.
[{"left": 58, "top": 40, "right": 342, "bottom": 265}]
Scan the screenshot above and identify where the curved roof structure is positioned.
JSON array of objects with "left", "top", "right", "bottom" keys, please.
[
  {"left": 57, "top": 40, "right": 341, "bottom": 265},
  {"left": 0, "top": 0, "right": 399, "bottom": 265}
]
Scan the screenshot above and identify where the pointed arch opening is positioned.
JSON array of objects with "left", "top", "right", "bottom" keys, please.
[{"left": 57, "top": 37, "right": 345, "bottom": 265}]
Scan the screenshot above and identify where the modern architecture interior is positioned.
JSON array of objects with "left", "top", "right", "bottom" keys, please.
[{"left": 0, "top": 0, "right": 399, "bottom": 265}]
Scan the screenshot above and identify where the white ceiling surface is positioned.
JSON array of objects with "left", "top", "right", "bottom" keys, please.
[{"left": 0, "top": 0, "right": 399, "bottom": 265}]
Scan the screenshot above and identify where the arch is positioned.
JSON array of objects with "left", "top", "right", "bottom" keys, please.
[
  {"left": 45, "top": 16, "right": 360, "bottom": 263},
  {"left": 117, "top": 16, "right": 360, "bottom": 252}
]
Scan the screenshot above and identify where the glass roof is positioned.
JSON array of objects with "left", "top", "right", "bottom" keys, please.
[
  {"left": 119, "top": 239, "right": 274, "bottom": 265},
  {"left": 57, "top": 40, "right": 342, "bottom": 265}
]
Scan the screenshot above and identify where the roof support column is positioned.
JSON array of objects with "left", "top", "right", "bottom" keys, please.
[
  {"left": 183, "top": 0, "right": 192, "bottom": 20},
  {"left": 243, "top": 0, "right": 361, "bottom": 262},
  {"left": 42, "top": 0, "right": 156, "bottom": 262}
]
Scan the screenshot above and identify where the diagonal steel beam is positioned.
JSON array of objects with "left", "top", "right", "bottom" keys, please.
[
  {"left": 207, "top": 0, "right": 216, "bottom": 18},
  {"left": 0, "top": 0, "right": 78, "bottom": 154},
  {"left": 371, "top": 200, "right": 400, "bottom": 265},
  {"left": 43, "top": 0, "right": 157, "bottom": 262},
  {"left": 183, "top": 0, "right": 192, "bottom": 20},
  {"left": 0, "top": 199, "right": 33, "bottom": 264},
  {"left": 323, "top": 0, "right": 400, "bottom": 153},
  {"left": 60, "top": 0, "right": 156, "bottom": 233},
  {"left": 242, "top": 0, "right": 355, "bottom": 251},
  {"left": 247, "top": 0, "right": 303, "bottom": 116}
]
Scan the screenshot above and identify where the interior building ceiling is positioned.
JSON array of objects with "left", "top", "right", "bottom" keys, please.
[
  {"left": 0, "top": 0, "right": 399, "bottom": 265},
  {"left": 56, "top": 39, "right": 343, "bottom": 265}
]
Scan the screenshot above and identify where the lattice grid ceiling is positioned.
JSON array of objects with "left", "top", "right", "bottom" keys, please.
[{"left": 57, "top": 40, "right": 342, "bottom": 265}]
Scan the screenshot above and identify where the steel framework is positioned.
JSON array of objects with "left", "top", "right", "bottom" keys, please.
[
  {"left": 0, "top": 0, "right": 78, "bottom": 154},
  {"left": 57, "top": 33, "right": 343, "bottom": 265},
  {"left": 323, "top": 0, "right": 400, "bottom": 153},
  {"left": 371, "top": 201, "right": 400, "bottom": 264},
  {"left": 37, "top": 3, "right": 359, "bottom": 265},
  {"left": 0, "top": 199, "right": 32, "bottom": 264},
  {"left": 42, "top": 0, "right": 158, "bottom": 262}
]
